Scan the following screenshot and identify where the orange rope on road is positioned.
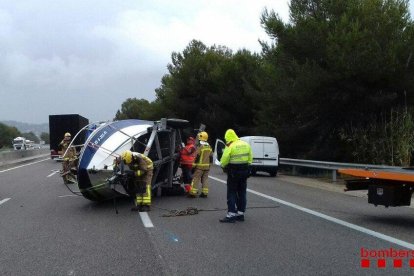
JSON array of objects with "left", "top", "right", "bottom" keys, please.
[{"left": 338, "top": 168, "right": 414, "bottom": 183}]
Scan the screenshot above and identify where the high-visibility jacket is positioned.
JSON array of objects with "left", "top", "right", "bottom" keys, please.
[
  {"left": 193, "top": 141, "right": 212, "bottom": 170},
  {"left": 220, "top": 130, "right": 252, "bottom": 168},
  {"left": 128, "top": 152, "right": 153, "bottom": 175},
  {"left": 125, "top": 152, "right": 153, "bottom": 206},
  {"left": 180, "top": 143, "right": 196, "bottom": 167}
]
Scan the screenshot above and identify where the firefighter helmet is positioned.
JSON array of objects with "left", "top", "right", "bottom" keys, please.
[
  {"left": 64, "top": 132, "right": 71, "bottom": 137},
  {"left": 121, "top": 150, "right": 133, "bottom": 164},
  {"left": 198, "top": 131, "right": 208, "bottom": 141}
]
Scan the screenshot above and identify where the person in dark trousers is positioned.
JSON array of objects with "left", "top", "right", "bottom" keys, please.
[{"left": 219, "top": 129, "right": 252, "bottom": 223}]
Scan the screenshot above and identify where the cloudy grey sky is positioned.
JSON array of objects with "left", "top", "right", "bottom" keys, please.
[{"left": 0, "top": 1, "right": 413, "bottom": 124}]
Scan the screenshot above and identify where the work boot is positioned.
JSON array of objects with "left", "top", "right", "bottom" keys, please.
[
  {"left": 219, "top": 216, "right": 236, "bottom": 223},
  {"left": 187, "top": 194, "right": 197, "bottom": 198},
  {"left": 199, "top": 193, "right": 208, "bottom": 198},
  {"left": 140, "top": 205, "right": 151, "bottom": 212},
  {"left": 235, "top": 215, "right": 244, "bottom": 221}
]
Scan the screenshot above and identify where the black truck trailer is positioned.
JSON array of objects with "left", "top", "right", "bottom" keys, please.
[{"left": 49, "top": 114, "right": 89, "bottom": 159}]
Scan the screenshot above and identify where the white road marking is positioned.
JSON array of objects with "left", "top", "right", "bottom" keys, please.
[
  {"left": 0, "top": 158, "right": 49, "bottom": 174},
  {"left": 0, "top": 198, "right": 11, "bottom": 205},
  {"left": 209, "top": 175, "right": 414, "bottom": 250},
  {"left": 139, "top": 212, "right": 154, "bottom": 228},
  {"left": 47, "top": 170, "right": 60, "bottom": 177},
  {"left": 58, "top": 195, "right": 78, "bottom": 198}
]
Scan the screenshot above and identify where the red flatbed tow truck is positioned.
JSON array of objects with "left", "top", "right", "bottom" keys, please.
[
  {"left": 338, "top": 168, "right": 414, "bottom": 207},
  {"left": 339, "top": 168, "right": 414, "bottom": 207}
]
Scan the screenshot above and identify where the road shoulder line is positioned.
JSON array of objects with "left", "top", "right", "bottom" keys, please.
[
  {"left": 0, "top": 158, "right": 49, "bottom": 174},
  {"left": 0, "top": 198, "right": 11, "bottom": 205},
  {"left": 209, "top": 175, "right": 414, "bottom": 250}
]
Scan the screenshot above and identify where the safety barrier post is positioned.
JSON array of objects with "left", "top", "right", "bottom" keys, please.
[{"left": 332, "top": 170, "right": 337, "bottom": 182}]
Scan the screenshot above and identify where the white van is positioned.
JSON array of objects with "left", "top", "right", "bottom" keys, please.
[{"left": 214, "top": 136, "right": 279, "bottom": 177}]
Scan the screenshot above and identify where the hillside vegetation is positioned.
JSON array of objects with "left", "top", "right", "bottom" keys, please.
[{"left": 115, "top": 0, "right": 414, "bottom": 166}]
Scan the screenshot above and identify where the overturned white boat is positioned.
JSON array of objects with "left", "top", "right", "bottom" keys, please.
[{"left": 73, "top": 118, "right": 193, "bottom": 201}]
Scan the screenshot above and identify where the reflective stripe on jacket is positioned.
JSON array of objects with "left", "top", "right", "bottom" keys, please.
[
  {"left": 194, "top": 142, "right": 212, "bottom": 170},
  {"left": 220, "top": 139, "right": 252, "bottom": 168}
]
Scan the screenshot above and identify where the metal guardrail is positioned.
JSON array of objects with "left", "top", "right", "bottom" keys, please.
[
  {"left": 279, "top": 158, "right": 403, "bottom": 182},
  {"left": 0, "top": 148, "right": 50, "bottom": 167}
]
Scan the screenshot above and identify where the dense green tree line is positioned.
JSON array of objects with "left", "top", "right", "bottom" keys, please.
[
  {"left": 115, "top": 0, "right": 414, "bottom": 165},
  {"left": 0, "top": 123, "right": 20, "bottom": 149}
]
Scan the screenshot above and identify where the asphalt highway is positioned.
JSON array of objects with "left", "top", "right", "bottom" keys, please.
[{"left": 1, "top": 160, "right": 414, "bottom": 275}]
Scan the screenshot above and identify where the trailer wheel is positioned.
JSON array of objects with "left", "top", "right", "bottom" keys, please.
[{"left": 166, "top": 118, "right": 190, "bottom": 128}]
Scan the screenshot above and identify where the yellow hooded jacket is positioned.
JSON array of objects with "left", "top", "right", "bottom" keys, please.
[{"left": 220, "top": 129, "right": 252, "bottom": 168}]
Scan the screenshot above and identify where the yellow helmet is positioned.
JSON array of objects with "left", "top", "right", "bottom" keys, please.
[
  {"left": 64, "top": 132, "right": 71, "bottom": 138},
  {"left": 198, "top": 131, "right": 208, "bottom": 141},
  {"left": 121, "top": 150, "right": 133, "bottom": 164}
]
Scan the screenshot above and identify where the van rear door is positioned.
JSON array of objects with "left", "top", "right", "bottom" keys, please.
[
  {"left": 262, "top": 138, "right": 278, "bottom": 166},
  {"left": 251, "top": 137, "right": 265, "bottom": 165}
]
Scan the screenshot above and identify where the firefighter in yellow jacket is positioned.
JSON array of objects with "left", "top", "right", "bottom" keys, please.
[
  {"left": 58, "top": 132, "right": 78, "bottom": 184},
  {"left": 189, "top": 131, "right": 213, "bottom": 198},
  {"left": 121, "top": 150, "right": 154, "bottom": 212}
]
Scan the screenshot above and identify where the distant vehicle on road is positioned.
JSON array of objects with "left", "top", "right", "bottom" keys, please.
[
  {"left": 13, "top": 137, "right": 35, "bottom": 150},
  {"left": 13, "top": 137, "right": 26, "bottom": 150},
  {"left": 25, "top": 140, "right": 34, "bottom": 149},
  {"left": 13, "top": 137, "right": 28, "bottom": 150},
  {"left": 49, "top": 114, "right": 89, "bottom": 159},
  {"left": 241, "top": 136, "right": 279, "bottom": 176}
]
